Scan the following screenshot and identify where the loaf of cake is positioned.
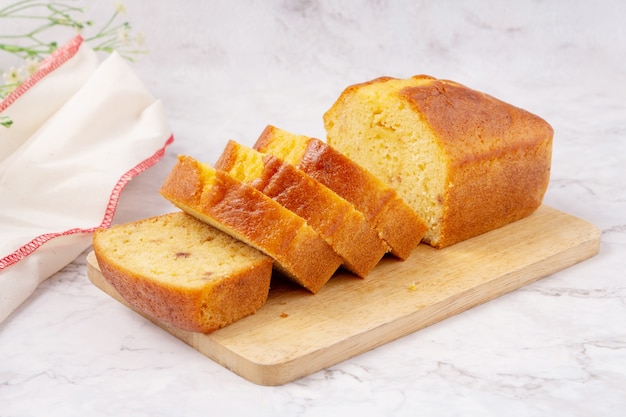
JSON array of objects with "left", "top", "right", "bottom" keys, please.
[
  {"left": 92, "top": 212, "right": 273, "bottom": 333},
  {"left": 215, "top": 140, "right": 389, "bottom": 278},
  {"left": 324, "top": 75, "right": 553, "bottom": 248},
  {"left": 253, "top": 125, "right": 427, "bottom": 260},
  {"left": 160, "top": 155, "right": 343, "bottom": 293}
]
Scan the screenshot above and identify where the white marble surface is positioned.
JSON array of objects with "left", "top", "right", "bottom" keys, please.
[{"left": 1, "top": 0, "right": 625, "bottom": 415}]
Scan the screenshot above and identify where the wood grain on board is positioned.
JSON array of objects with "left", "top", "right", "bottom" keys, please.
[{"left": 87, "top": 205, "right": 601, "bottom": 386}]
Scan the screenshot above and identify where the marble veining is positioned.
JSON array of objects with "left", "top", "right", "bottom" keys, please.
[{"left": 1, "top": 0, "right": 625, "bottom": 416}]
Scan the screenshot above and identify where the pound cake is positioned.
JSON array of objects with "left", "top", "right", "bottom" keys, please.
[
  {"left": 160, "top": 155, "right": 342, "bottom": 293},
  {"left": 92, "top": 212, "right": 273, "bottom": 333},
  {"left": 215, "top": 140, "right": 388, "bottom": 278},
  {"left": 253, "top": 125, "right": 427, "bottom": 260},
  {"left": 324, "top": 75, "right": 553, "bottom": 248}
]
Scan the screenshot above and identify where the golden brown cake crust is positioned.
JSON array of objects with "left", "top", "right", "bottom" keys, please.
[
  {"left": 92, "top": 213, "right": 273, "bottom": 333},
  {"left": 399, "top": 76, "right": 553, "bottom": 166},
  {"left": 160, "top": 155, "right": 342, "bottom": 293},
  {"left": 401, "top": 77, "right": 553, "bottom": 247},
  {"left": 254, "top": 126, "right": 427, "bottom": 260},
  {"left": 94, "top": 252, "right": 272, "bottom": 333},
  {"left": 324, "top": 74, "right": 553, "bottom": 248},
  {"left": 215, "top": 140, "right": 389, "bottom": 278}
]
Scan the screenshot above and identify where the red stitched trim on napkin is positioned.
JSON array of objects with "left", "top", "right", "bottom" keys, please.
[
  {"left": 0, "top": 34, "right": 175, "bottom": 270},
  {"left": 0, "top": 34, "right": 84, "bottom": 113},
  {"left": 0, "top": 134, "right": 174, "bottom": 270},
  {"left": 99, "top": 134, "right": 175, "bottom": 231}
]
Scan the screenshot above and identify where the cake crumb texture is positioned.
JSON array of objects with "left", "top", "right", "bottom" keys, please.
[
  {"left": 160, "top": 155, "right": 343, "bottom": 293},
  {"left": 254, "top": 125, "right": 427, "bottom": 259},
  {"left": 92, "top": 212, "right": 273, "bottom": 333},
  {"left": 324, "top": 75, "right": 553, "bottom": 248},
  {"left": 215, "top": 140, "right": 389, "bottom": 278}
]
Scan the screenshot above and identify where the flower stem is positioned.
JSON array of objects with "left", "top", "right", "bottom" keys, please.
[{"left": 1, "top": 0, "right": 147, "bottom": 101}]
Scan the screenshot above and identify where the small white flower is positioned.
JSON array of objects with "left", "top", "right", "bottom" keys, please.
[
  {"left": 25, "top": 57, "right": 40, "bottom": 76},
  {"left": 117, "top": 26, "right": 130, "bottom": 45},
  {"left": 2, "top": 66, "right": 25, "bottom": 85},
  {"left": 114, "top": 1, "right": 127, "bottom": 15}
]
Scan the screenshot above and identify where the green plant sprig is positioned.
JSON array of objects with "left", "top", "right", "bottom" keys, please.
[
  {"left": 0, "top": 1, "right": 93, "bottom": 61},
  {"left": 0, "top": 0, "right": 147, "bottom": 122},
  {"left": 1, "top": 115, "right": 13, "bottom": 128}
]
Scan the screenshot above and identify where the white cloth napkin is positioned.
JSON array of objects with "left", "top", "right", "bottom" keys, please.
[{"left": 0, "top": 35, "right": 173, "bottom": 324}]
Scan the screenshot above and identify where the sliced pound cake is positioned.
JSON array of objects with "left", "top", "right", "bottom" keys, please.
[
  {"left": 253, "top": 125, "right": 427, "bottom": 260},
  {"left": 214, "top": 140, "right": 389, "bottom": 278},
  {"left": 92, "top": 212, "right": 273, "bottom": 333},
  {"left": 160, "top": 155, "right": 342, "bottom": 293}
]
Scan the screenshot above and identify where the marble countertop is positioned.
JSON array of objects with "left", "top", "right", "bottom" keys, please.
[{"left": 1, "top": 1, "right": 625, "bottom": 416}]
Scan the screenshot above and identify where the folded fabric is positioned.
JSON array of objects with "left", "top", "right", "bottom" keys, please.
[{"left": 0, "top": 35, "right": 173, "bottom": 324}]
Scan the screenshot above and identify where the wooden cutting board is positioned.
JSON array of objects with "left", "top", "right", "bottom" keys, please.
[{"left": 87, "top": 205, "right": 600, "bottom": 386}]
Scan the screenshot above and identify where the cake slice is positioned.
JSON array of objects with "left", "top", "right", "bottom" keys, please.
[
  {"left": 92, "top": 212, "right": 273, "bottom": 333},
  {"left": 160, "top": 155, "right": 342, "bottom": 293},
  {"left": 215, "top": 140, "right": 388, "bottom": 278},
  {"left": 253, "top": 125, "right": 427, "bottom": 260},
  {"left": 323, "top": 75, "right": 553, "bottom": 248}
]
